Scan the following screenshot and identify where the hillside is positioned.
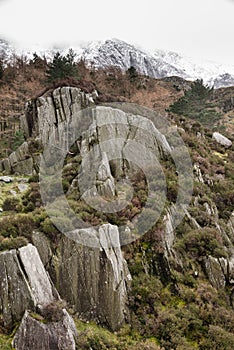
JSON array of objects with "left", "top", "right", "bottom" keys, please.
[
  {"left": 0, "top": 52, "right": 233, "bottom": 158},
  {"left": 2, "top": 38, "right": 234, "bottom": 88},
  {"left": 0, "top": 51, "right": 233, "bottom": 350}
]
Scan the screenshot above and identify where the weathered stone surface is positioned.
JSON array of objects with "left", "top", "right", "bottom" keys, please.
[
  {"left": 22, "top": 87, "right": 97, "bottom": 146},
  {"left": 204, "top": 256, "right": 234, "bottom": 289},
  {"left": 9, "top": 142, "right": 29, "bottom": 165},
  {"left": 12, "top": 157, "right": 34, "bottom": 175},
  {"left": 2, "top": 158, "right": 11, "bottom": 173},
  {"left": 1, "top": 88, "right": 97, "bottom": 176},
  {"left": 76, "top": 107, "right": 172, "bottom": 204},
  {"left": 212, "top": 132, "right": 232, "bottom": 147},
  {"left": 0, "top": 249, "right": 33, "bottom": 328},
  {"left": 12, "top": 309, "right": 77, "bottom": 350},
  {"left": 19, "top": 244, "right": 56, "bottom": 307},
  {"left": 96, "top": 152, "right": 116, "bottom": 198},
  {"left": 54, "top": 224, "right": 131, "bottom": 331},
  {"left": 0, "top": 244, "right": 57, "bottom": 328},
  {"left": 32, "top": 231, "right": 52, "bottom": 267},
  {"left": 0, "top": 142, "right": 34, "bottom": 175}
]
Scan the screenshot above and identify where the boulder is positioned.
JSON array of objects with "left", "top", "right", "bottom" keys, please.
[
  {"left": 0, "top": 175, "right": 13, "bottom": 183},
  {"left": 17, "top": 183, "right": 29, "bottom": 193},
  {"left": 12, "top": 309, "right": 77, "bottom": 350},
  {"left": 212, "top": 132, "right": 232, "bottom": 147},
  {"left": 2, "top": 158, "right": 11, "bottom": 173}
]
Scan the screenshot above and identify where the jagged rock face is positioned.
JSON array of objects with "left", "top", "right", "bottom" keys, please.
[
  {"left": 12, "top": 309, "right": 77, "bottom": 350},
  {"left": 0, "top": 87, "right": 97, "bottom": 175},
  {"left": 203, "top": 255, "right": 234, "bottom": 292},
  {"left": 78, "top": 105, "right": 171, "bottom": 182},
  {"left": 53, "top": 224, "right": 131, "bottom": 331},
  {"left": 0, "top": 244, "right": 57, "bottom": 328},
  {"left": 22, "top": 86, "right": 97, "bottom": 145}
]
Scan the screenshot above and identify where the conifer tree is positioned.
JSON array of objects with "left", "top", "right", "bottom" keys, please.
[
  {"left": 0, "top": 58, "right": 4, "bottom": 80},
  {"left": 169, "top": 79, "right": 220, "bottom": 127},
  {"left": 46, "top": 49, "right": 78, "bottom": 83}
]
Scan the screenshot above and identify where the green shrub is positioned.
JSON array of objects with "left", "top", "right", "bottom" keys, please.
[
  {"left": 176, "top": 228, "right": 226, "bottom": 258},
  {"left": 41, "top": 301, "right": 66, "bottom": 322},
  {"left": 0, "top": 333, "right": 13, "bottom": 350},
  {"left": 200, "top": 325, "right": 234, "bottom": 350},
  {"left": 169, "top": 79, "right": 221, "bottom": 129},
  {"left": 0, "top": 236, "right": 28, "bottom": 251},
  {"left": 2, "top": 197, "right": 22, "bottom": 212},
  {"left": 0, "top": 213, "right": 36, "bottom": 239},
  {"left": 12, "top": 130, "right": 25, "bottom": 151},
  {"left": 22, "top": 182, "right": 42, "bottom": 210}
]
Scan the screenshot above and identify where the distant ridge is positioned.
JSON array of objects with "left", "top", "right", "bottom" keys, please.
[{"left": 1, "top": 38, "right": 234, "bottom": 89}]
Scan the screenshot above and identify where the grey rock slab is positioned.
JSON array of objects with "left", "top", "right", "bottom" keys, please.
[
  {"left": 0, "top": 244, "right": 58, "bottom": 328},
  {"left": 55, "top": 224, "right": 131, "bottom": 331},
  {"left": 12, "top": 309, "right": 77, "bottom": 350},
  {"left": 18, "top": 244, "right": 55, "bottom": 308}
]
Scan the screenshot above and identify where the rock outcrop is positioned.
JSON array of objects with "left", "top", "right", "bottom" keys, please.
[
  {"left": 204, "top": 255, "right": 234, "bottom": 290},
  {"left": 22, "top": 86, "right": 97, "bottom": 145},
  {"left": 0, "top": 244, "right": 58, "bottom": 328},
  {"left": 54, "top": 224, "right": 131, "bottom": 331},
  {"left": 0, "top": 142, "right": 34, "bottom": 175},
  {"left": 12, "top": 309, "right": 77, "bottom": 350},
  {"left": 0, "top": 87, "right": 97, "bottom": 175}
]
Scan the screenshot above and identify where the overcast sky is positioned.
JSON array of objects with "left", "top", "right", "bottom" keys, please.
[{"left": 0, "top": 0, "right": 233, "bottom": 65}]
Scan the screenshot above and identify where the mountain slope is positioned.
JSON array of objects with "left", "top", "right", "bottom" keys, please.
[
  {"left": 76, "top": 39, "right": 187, "bottom": 79},
  {"left": 77, "top": 39, "right": 234, "bottom": 88},
  {"left": 1, "top": 38, "right": 234, "bottom": 88},
  {"left": 153, "top": 48, "right": 234, "bottom": 88},
  {"left": 0, "top": 85, "right": 233, "bottom": 349}
]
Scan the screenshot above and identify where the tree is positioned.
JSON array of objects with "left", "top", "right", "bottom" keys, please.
[
  {"left": 0, "top": 58, "right": 4, "bottom": 80},
  {"left": 127, "top": 66, "right": 138, "bottom": 81},
  {"left": 12, "top": 130, "right": 25, "bottom": 151},
  {"left": 30, "top": 52, "right": 47, "bottom": 68},
  {"left": 169, "top": 79, "right": 221, "bottom": 127},
  {"left": 46, "top": 49, "right": 78, "bottom": 83},
  {"left": 170, "top": 79, "right": 213, "bottom": 114}
]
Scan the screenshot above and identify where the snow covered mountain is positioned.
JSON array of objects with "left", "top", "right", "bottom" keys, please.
[
  {"left": 0, "top": 39, "right": 15, "bottom": 59},
  {"left": 75, "top": 39, "right": 187, "bottom": 80},
  {"left": 1, "top": 38, "right": 234, "bottom": 89},
  {"left": 153, "top": 49, "right": 234, "bottom": 88},
  {"left": 76, "top": 39, "right": 234, "bottom": 88}
]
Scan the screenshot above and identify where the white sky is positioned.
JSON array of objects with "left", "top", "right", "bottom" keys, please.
[{"left": 0, "top": 0, "right": 233, "bottom": 65}]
